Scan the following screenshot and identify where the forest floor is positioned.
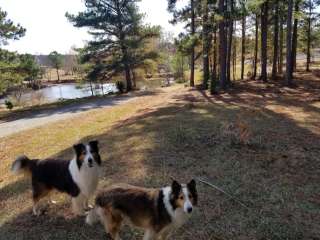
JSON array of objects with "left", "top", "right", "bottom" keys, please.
[{"left": 0, "top": 72, "right": 319, "bottom": 240}]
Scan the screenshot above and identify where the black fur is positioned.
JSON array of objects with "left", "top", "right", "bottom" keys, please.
[
  {"left": 89, "top": 140, "right": 101, "bottom": 166},
  {"left": 187, "top": 179, "right": 198, "bottom": 205},
  {"left": 73, "top": 143, "right": 86, "bottom": 169},
  {"left": 31, "top": 159, "right": 80, "bottom": 198},
  {"left": 170, "top": 180, "right": 182, "bottom": 210},
  {"left": 157, "top": 189, "right": 172, "bottom": 228}
]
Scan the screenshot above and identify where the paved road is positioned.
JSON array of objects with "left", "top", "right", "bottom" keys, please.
[{"left": 0, "top": 95, "right": 136, "bottom": 138}]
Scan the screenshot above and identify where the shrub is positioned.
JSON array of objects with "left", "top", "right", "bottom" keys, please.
[
  {"left": 116, "top": 81, "right": 125, "bottom": 93},
  {"left": 5, "top": 100, "right": 13, "bottom": 110}
]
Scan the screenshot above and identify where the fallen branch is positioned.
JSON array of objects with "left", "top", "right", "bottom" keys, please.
[{"left": 196, "top": 178, "right": 250, "bottom": 210}]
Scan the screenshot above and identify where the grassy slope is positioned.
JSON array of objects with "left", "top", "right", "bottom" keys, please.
[{"left": 0, "top": 74, "right": 320, "bottom": 239}]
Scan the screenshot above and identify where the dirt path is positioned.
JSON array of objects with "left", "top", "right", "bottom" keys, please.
[{"left": 0, "top": 95, "right": 138, "bottom": 138}]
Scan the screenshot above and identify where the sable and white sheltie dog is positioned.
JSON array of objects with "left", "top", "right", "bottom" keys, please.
[
  {"left": 11, "top": 140, "right": 102, "bottom": 216},
  {"left": 86, "top": 179, "right": 198, "bottom": 240}
]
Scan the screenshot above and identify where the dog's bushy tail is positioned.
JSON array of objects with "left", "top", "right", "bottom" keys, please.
[
  {"left": 11, "top": 155, "right": 33, "bottom": 174},
  {"left": 86, "top": 207, "right": 101, "bottom": 225}
]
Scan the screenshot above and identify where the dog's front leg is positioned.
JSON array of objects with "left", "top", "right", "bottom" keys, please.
[
  {"left": 143, "top": 229, "right": 156, "bottom": 240},
  {"left": 72, "top": 194, "right": 85, "bottom": 215}
]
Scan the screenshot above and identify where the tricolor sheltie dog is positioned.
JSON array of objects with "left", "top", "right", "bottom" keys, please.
[
  {"left": 86, "top": 179, "right": 198, "bottom": 240},
  {"left": 11, "top": 140, "right": 102, "bottom": 216}
]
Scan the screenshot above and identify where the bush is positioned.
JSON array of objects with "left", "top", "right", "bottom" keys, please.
[
  {"left": 5, "top": 100, "right": 13, "bottom": 110},
  {"left": 116, "top": 81, "right": 125, "bottom": 94}
]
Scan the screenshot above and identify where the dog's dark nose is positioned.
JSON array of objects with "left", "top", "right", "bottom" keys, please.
[
  {"left": 88, "top": 158, "right": 93, "bottom": 166},
  {"left": 187, "top": 207, "right": 193, "bottom": 213}
]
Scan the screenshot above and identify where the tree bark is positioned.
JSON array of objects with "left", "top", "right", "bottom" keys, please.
[
  {"left": 56, "top": 68, "right": 60, "bottom": 82},
  {"left": 211, "top": 28, "right": 218, "bottom": 94},
  {"left": 279, "top": 15, "right": 284, "bottom": 75},
  {"left": 227, "top": 0, "right": 234, "bottom": 84},
  {"left": 306, "top": 5, "right": 312, "bottom": 72},
  {"left": 218, "top": 0, "right": 227, "bottom": 89},
  {"left": 286, "top": 0, "right": 294, "bottom": 86},
  {"left": 260, "top": 1, "right": 268, "bottom": 82},
  {"left": 292, "top": 0, "right": 300, "bottom": 72},
  {"left": 272, "top": 0, "right": 279, "bottom": 79},
  {"left": 241, "top": 16, "right": 246, "bottom": 80},
  {"left": 202, "top": 0, "right": 210, "bottom": 89},
  {"left": 252, "top": 14, "right": 258, "bottom": 80},
  {"left": 190, "top": 0, "right": 195, "bottom": 87}
]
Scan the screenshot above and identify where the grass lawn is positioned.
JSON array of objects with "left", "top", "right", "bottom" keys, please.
[{"left": 0, "top": 73, "right": 320, "bottom": 239}]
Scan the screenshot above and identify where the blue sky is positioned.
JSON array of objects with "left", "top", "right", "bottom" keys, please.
[{"left": 0, "top": 0, "right": 185, "bottom": 54}]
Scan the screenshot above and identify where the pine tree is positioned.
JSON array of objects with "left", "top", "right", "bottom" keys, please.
[
  {"left": 67, "top": 0, "right": 157, "bottom": 91},
  {"left": 0, "top": 8, "right": 25, "bottom": 45}
]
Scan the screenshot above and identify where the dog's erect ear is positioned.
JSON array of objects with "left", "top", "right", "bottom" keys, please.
[
  {"left": 73, "top": 143, "right": 85, "bottom": 169},
  {"left": 187, "top": 179, "right": 198, "bottom": 205},
  {"left": 73, "top": 143, "right": 85, "bottom": 156},
  {"left": 171, "top": 180, "right": 181, "bottom": 195},
  {"left": 187, "top": 179, "right": 196, "bottom": 190},
  {"left": 89, "top": 140, "right": 99, "bottom": 152}
]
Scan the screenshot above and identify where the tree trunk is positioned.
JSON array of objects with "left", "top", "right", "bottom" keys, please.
[
  {"left": 233, "top": 25, "right": 237, "bottom": 81},
  {"left": 252, "top": 14, "right": 258, "bottom": 80},
  {"left": 131, "top": 69, "right": 137, "bottom": 88},
  {"left": 272, "top": 0, "right": 279, "bottom": 79},
  {"left": 227, "top": 0, "right": 234, "bottom": 84},
  {"left": 202, "top": 0, "right": 210, "bottom": 90},
  {"left": 260, "top": 1, "right": 268, "bottom": 82},
  {"left": 279, "top": 15, "right": 284, "bottom": 75},
  {"left": 292, "top": 0, "right": 300, "bottom": 72},
  {"left": 211, "top": 28, "right": 218, "bottom": 94},
  {"left": 218, "top": 0, "right": 227, "bottom": 89},
  {"left": 56, "top": 68, "right": 60, "bottom": 82},
  {"left": 286, "top": 0, "right": 294, "bottom": 86},
  {"left": 306, "top": 6, "right": 312, "bottom": 72},
  {"left": 241, "top": 16, "right": 246, "bottom": 80},
  {"left": 190, "top": 0, "right": 195, "bottom": 87}
]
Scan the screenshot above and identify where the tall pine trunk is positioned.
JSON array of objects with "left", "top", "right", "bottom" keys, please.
[
  {"left": 286, "top": 0, "right": 294, "bottom": 86},
  {"left": 306, "top": 5, "right": 312, "bottom": 72},
  {"left": 292, "top": 1, "right": 300, "bottom": 72},
  {"left": 218, "top": 0, "right": 227, "bottom": 89},
  {"left": 279, "top": 15, "right": 284, "bottom": 75},
  {"left": 211, "top": 28, "right": 218, "bottom": 94},
  {"left": 272, "top": 0, "right": 279, "bottom": 79},
  {"left": 190, "top": 0, "right": 195, "bottom": 87},
  {"left": 227, "top": 0, "right": 234, "bottom": 84},
  {"left": 233, "top": 26, "right": 237, "bottom": 81},
  {"left": 252, "top": 14, "right": 258, "bottom": 80},
  {"left": 202, "top": 0, "right": 210, "bottom": 89},
  {"left": 241, "top": 16, "right": 246, "bottom": 80},
  {"left": 260, "top": 1, "right": 268, "bottom": 82}
]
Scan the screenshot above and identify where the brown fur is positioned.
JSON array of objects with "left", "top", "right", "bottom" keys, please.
[{"left": 91, "top": 181, "right": 197, "bottom": 240}]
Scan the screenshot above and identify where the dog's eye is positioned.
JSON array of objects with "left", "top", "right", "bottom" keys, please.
[
  {"left": 179, "top": 196, "right": 184, "bottom": 200},
  {"left": 188, "top": 194, "right": 193, "bottom": 199}
]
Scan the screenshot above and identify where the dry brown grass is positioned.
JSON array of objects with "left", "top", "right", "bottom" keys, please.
[{"left": 0, "top": 74, "right": 320, "bottom": 240}]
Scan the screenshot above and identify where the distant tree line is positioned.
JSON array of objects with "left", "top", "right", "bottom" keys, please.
[{"left": 167, "top": 0, "right": 320, "bottom": 93}]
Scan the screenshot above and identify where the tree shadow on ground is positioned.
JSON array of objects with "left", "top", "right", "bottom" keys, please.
[{"left": 1, "top": 81, "right": 320, "bottom": 239}]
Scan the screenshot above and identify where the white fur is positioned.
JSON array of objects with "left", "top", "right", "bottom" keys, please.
[
  {"left": 162, "top": 185, "right": 192, "bottom": 229},
  {"left": 69, "top": 144, "right": 101, "bottom": 214},
  {"left": 68, "top": 146, "right": 100, "bottom": 198}
]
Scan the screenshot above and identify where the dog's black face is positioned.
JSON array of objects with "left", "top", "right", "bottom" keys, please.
[{"left": 73, "top": 140, "right": 101, "bottom": 169}]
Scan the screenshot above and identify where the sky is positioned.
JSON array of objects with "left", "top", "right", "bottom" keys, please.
[{"left": 0, "top": 0, "right": 185, "bottom": 55}]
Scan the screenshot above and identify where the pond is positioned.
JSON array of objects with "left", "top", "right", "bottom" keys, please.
[{"left": 0, "top": 83, "right": 118, "bottom": 106}]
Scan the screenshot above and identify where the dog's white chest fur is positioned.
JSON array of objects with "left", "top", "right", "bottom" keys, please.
[{"left": 69, "top": 158, "right": 100, "bottom": 197}]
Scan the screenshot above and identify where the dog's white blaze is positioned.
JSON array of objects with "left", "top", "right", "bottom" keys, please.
[
  {"left": 69, "top": 144, "right": 100, "bottom": 198},
  {"left": 162, "top": 186, "right": 191, "bottom": 229},
  {"left": 182, "top": 187, "right": 193, "bottom": 213},
  {"left": 162, "top": 186, "right": 175, "bottom": 218}
]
